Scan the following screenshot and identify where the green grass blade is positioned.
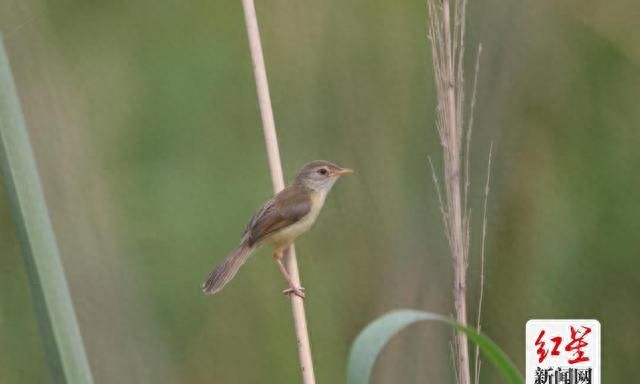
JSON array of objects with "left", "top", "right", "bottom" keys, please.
[
  {"left": 0, "top": 36, "right": 94, "bottom": 383},
  {"left": 347, "top": 309, "right": 523, "bottom": 384}
]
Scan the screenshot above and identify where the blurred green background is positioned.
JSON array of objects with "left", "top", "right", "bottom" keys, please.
[{"left": 0, "top": 0, "right": 638, "bottom": 382}]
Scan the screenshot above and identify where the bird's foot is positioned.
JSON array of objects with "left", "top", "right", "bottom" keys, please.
[{"left": 282, "top": 286, "right": 306, "bottom": 299}]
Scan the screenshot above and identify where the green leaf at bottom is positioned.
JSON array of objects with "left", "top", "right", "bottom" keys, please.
[{"left": 347, "top": 309, "right": 523, "bottom": 384}]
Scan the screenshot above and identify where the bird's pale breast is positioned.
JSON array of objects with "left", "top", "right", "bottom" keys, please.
[{"left": 267, "top": 190, "right": 326, "bottom": 247}]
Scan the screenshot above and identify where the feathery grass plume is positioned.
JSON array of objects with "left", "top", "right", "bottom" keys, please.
[{"left": 426, "top": 1, "right": 485, "bottom": 383}]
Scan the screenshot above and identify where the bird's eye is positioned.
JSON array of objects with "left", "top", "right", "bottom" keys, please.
[{"left": 318, "top": 168, "right": 328, "bottom": 175}]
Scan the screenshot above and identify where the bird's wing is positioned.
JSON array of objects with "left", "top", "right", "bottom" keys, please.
[{"left": 243, "top": 185, "right": 312, "bottom": 246}]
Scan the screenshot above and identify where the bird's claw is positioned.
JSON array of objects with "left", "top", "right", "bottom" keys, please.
[{"left": 282, "top": 286, "right": 306, "bottom": 299}]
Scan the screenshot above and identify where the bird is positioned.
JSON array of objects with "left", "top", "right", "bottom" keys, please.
[{"left": 202, "top": 160, "right": 353, "bottom": 299}]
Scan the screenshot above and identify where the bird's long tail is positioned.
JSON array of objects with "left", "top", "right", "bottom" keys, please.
[{"left": 202, "top": 241, "right": 254, "bottom": 295}]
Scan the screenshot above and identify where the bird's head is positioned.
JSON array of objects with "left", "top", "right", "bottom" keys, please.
[{"left": 294, "top": 160, "right": 353, "bottom": 192}]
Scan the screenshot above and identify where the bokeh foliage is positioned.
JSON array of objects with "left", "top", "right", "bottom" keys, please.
[{"left": 0, "top": 0, "right": 638, "bottom": 382}]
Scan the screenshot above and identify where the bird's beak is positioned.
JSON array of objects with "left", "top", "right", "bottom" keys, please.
[{"left": 334, "top": 167, "right": 354, "bottom": 176}]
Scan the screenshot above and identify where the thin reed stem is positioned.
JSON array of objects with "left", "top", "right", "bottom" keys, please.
[
  {"left": 240, "top": 1, "right": 316, "bottom": 383},
  {"left": 474, "top": 144, "right": 492, "bottom": 384}
]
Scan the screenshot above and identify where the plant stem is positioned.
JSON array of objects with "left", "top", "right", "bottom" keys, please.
[
  {"left": 0, "top": 36, "right": 94, "bottom": 383},
  {"left": 427, "top": 0, "right": 475, "bottom": 382},
  {"left": 239, "top": 1, "right": 316, "bottom": 383},
  {"left": 442, "top": 0, "right": 470, "bottom": 382},
  {"left": 474, "top": 144, "right": 492, "bottom": 384}
]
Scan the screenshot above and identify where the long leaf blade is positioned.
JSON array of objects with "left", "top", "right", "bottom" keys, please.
[
  {"left": 0, "top": 36, "right": 94, "bottom": 383},
  {"left": 347, "top": 309, "right": 523, "bottom": 384}
]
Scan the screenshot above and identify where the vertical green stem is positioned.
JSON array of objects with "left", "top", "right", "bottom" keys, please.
[{"left": 0, "top": 36, "right": 94, "bottom": 383}]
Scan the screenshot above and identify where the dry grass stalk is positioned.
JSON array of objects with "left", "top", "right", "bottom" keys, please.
[
  {"left": 240, "top": 1, "right": 316, "bottom": 383},
  {"left": 426, "top": 0, "right": 484, "bottom": 383},
  {"left": 474, "top": 144, "right": 492, "bottom": 384}
]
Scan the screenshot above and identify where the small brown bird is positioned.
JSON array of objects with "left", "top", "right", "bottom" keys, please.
[{"left": 202, "top": 160, "right": 353, "bottom": 298}]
